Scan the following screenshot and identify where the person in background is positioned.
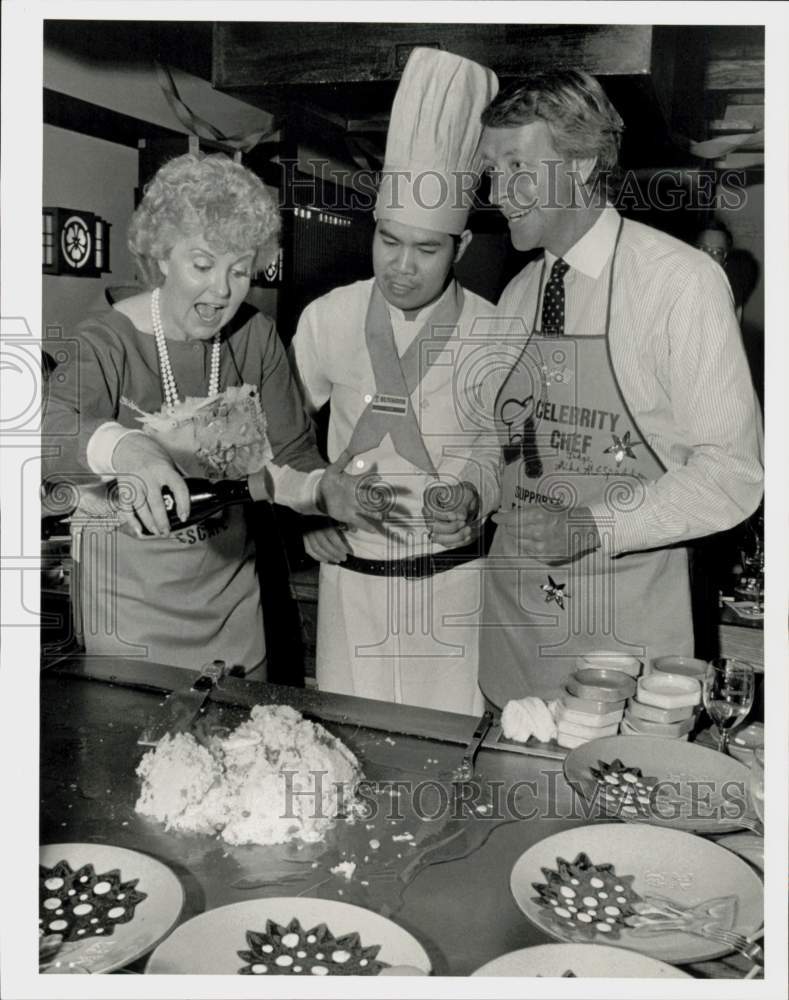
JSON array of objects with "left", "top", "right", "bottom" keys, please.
[
  {"left": 42, "top": 152, "right": 375, "bottom": 672},
  {"left": 476, "top": 70, "right": 763, "bottom": 704},
  {"left": 291, "top": 49, "right": 501, "bottom": 714},
  {"left": 695, "top": 218, "right": 743, "bottom": 323},
  {"left": 695, "top": 217, "right": 733, "bottom": 266}
]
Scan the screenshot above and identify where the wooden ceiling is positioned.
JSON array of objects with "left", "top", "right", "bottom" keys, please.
[
  {"left": 213, "top": 22, "right": 679, "bottom": 170},
  {"left": 44, "top": 20, "right": 764, "bottom": 173}
]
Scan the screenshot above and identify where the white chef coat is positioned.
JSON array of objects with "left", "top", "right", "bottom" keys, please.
[{"left": 292, "top": 277, "right": 500, "bottom": 713}]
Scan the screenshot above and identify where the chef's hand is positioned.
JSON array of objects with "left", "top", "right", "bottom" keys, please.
[
  {"left": 111, "top": 434, "right": 190, "bottom": 537},
  {"left": 424, "top": 481, "right": 480, "bottom": 548},
  {"left": 492, "top": 503, "right": 600, "bottom": 563},
  {"left": 316, "top": 449, "right": 387, "bottom": 531},
  {"left": 304, "top": 524, "right": 352, "bottom": 564}
]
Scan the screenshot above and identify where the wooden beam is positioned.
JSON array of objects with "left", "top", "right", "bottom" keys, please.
[
  {"left": 718, "top": 152, "right": 764, "bottom": 168},
  {"left": 704, "top": 25, "right": 765, "bottom": 60},
  {"left": 726, "top": 91, "right": 765, "bottom": 105},
  {"left": 723, "top": 104, "right": 765, "bottom": 129},
  {"left": 347, "top": 117, "right": 390, "bottom": 133},
  {"left": 44, "top": 87, "right": 183, "bottom": 148},
  {"left": 213, "top": 22, "right": 660, "bottom": 88},
  {"left": 709, "top": 119, "right": 758, "bottom": 133},
  {"left": 705, "top": 59, "right": 764, "bottom": 91}
]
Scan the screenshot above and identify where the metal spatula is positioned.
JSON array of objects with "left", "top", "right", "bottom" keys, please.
[
  {"left": 442, "top": 710, "right": 494, "bottom": 783},
  {"left": 137, "top": 660, "right": 226, "bottom": 747}
]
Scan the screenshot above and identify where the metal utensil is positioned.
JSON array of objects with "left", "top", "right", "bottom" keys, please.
[
  {"left": 137, "top": 659, "right": 226, "bottom": 746},
  {"left": 443, "top": 710, "right": 494, "bottom": 783},
  {"left": 626, "top": 894, "right": 764, "bottom": 967},
  {"left": 700, "top": 927, "right": 763, "bottom": 967}
]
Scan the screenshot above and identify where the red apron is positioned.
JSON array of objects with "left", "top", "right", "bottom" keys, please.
[{"left": 480, "top": 227, "right": 692, "bottom": 705}]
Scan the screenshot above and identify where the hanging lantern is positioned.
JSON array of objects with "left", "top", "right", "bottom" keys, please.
[{"left": 42, "top": 208, "right": 111, "bottom": 277}]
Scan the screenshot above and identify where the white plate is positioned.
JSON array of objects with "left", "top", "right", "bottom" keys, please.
[
  {"left": 472, "top": 942, "right": 691, "bottom": 978},
  {"left": 145, "top": 897, "right": 432, "bottom": 975},
  {"left": 40, "top": 843, "right": 184, "bottom": 974},
  {"left": 563, "top": 735, "right": 751, "bottom": 833},
  {"left": 716, "top": 833, "right": 765, "bottom": 873},
  {"left": 510, "top": 823, "right": 762, "bottom": 964}
]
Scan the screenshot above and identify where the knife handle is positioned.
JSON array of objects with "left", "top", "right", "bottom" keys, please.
[
  {"left": 462, "top": 709, "right": 495, "bottom": 768},
  {"left": 193, "top": 659, "right": 226, "bottom": 692},
  {"left": 470, "top": 709, "right": 495, "bottom": 743}
]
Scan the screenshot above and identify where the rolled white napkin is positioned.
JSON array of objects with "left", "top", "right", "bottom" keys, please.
[{"left": 500, "top": 696, "right": 560, "bottom": 744}]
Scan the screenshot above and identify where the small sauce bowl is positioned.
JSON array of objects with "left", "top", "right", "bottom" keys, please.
[
  {"left": 577, "top": 652, "right": 642, "bottom": 678},
  {"left": 636, "top": 672, "right": 701, "bottom": 709},
  {"left": 651, "top": 656, "right": 708, "bottom": 679}
]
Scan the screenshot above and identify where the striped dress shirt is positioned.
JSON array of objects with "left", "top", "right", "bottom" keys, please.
[{"left": 494, "top": 207, "right": 763, "bottom": 555}]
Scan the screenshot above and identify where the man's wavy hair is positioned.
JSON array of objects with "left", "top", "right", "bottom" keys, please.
[
  {"left": 481, "top": 70, "right": 625, "bottom": 191},
  {"left": 128, "top": 152, "right": 280, "bottom": 287}
]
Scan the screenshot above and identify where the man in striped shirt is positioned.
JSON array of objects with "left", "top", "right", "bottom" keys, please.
[{"left": 462, "top": 70, "right": 763, "bottom": 707}]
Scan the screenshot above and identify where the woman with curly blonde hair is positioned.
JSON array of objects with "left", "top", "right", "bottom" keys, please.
[
  {"left": 127, "top": 153, "right": 281, "bottom": 288},
  {"left": 43, "top": 152, "right": 361, "bottom": 672}
]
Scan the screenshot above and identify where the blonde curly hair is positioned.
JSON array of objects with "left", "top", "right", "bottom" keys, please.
[{"left": 128, "top": 152, "right": 280, "bottom": 287}]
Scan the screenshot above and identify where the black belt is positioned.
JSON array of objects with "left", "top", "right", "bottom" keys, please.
[{"left": 340, "top": 537, "right": 486, "bottom": 579}]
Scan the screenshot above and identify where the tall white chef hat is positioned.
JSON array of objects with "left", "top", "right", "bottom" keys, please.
[{"left": 375, "top": 48, "right": 499, "bottom": 236}]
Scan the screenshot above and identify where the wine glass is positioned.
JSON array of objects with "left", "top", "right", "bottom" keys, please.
[
  {"left": 702, "top": 658, "right": 755, "bottom": 755},
  {"left": 749, "top": 746, "right": 765, "bottom": 826}
]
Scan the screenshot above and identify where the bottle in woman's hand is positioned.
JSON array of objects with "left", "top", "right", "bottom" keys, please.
[{"left": 154, "top": 477, "right": 253, "bottom": 532}]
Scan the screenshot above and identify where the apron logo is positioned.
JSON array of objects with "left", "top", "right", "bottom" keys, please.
[
  {"left": 541, "top": 575, "right": 569, "bottom": 609},
  {"left": 500, "top": 395, "right": 543, "bottom": 477},
  {"left": 500, "top": 395, "right": 535, "bottom": 446},
  {"left": 604, "top": 431, "right": 640, "bottom": 466}
]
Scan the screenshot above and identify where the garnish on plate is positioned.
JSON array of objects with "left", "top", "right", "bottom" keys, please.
[
  {"left": 531, "top": 852, "right": 640, "bottom": 940},
  {"left": 588, "top": 757, "right": 734, "bottom": 825},
  {"left": 588, "top": 758, "right": 659, "bottom": 817},
  {"left": 533, "top": 851, "right": 741, "bottom": 945},
  {"left": 238, "top": 917, "right": 390, "bottom": 975},
  {"left": 39, "top": 861, "right": 147, "bottom": 942}
]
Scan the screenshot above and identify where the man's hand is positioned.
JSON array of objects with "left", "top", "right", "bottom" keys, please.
[
  {"left": 492, "top": 503, "right": 600, "bottom": 563},
  {"left": 316, "top": 449, "right": 386, "bottom": 531},
  {"left": 304, "top": 525, "right": 352, "bottom": 564},
  {"left": 111, "top": 434, "right": 190, "bottom": 537},
  {"left": 424, "top": 481, "right": 480, "bottom": 548}
]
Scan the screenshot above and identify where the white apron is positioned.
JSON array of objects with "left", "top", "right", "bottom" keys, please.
[
  {"left": 480, "top": 223, "right": 692, "bottom": 705},
  {"left": 73, "top": 392, "right": 265, "bottom": 671},
  {"left": 315, "top": 282, "right": 485, "bottom": 715}
]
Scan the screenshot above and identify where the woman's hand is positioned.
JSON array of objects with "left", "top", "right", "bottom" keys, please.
[
  {"left": 111, "top": 433, "right": 190, "bottom": 537},
  {"left": 303, "top": 524, "right": 352, "bottom": 564}
]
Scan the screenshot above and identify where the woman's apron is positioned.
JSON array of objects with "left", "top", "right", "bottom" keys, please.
[
  {"left": 73, "top": 425, "right": 264, "bottom": 673},
  {"left": 479, "top": 222, "right": 692, "bottom": 705}
]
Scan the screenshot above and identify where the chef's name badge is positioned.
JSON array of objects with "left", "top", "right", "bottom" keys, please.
[{"left": 371, "top": 393, "right": 408, "bottom": 416}]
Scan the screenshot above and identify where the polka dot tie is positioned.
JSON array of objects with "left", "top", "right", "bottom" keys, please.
[{"left": 541, "top": 257, "right": 570, "bottom": 336}]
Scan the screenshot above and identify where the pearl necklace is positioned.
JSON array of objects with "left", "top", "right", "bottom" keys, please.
[{"left": 151, "top": 287, "right": 221, "bottom": 413}]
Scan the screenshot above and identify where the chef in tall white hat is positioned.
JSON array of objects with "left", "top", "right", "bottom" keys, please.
[{"left": 292, "top": 47, "right": 501, "bottom": 713}]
